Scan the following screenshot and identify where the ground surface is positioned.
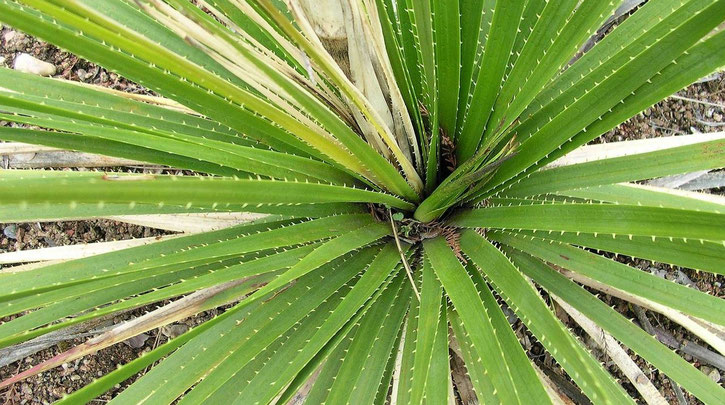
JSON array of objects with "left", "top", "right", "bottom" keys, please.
[{"left": 0, "top": 23, "right": 723, "bottom": 405}]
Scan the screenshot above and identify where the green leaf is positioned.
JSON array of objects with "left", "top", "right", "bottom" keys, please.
[
  {"left": 394, "top": 278, "right": 420, "bottom": 405},
  {"left": 484, "top": 0, "right": 725, "bottom": 193},
  {"left": 0, "top": 1, "right": 318, "bottom": 160},
  {"left": 0, "top": 126, "right": 246, "bottom": 179},
  {"left": 5, "top": 0, "right": 420, "bottom": 197},
  {"left": 0, "top": 215, "right": 370, "bottom": 299},
  {"left": 374, "top": 0, "right": 426, "bottom": 144},
  {"left": 57, "top": 298, "right": 264, "bottom": 405},
  {"left": 504, "top": 138, "right": 725, "bottom": 198},
  {"left": 483, "top": 0, "right": 579, "bottom": 140},
  {"left": 423, "top": 237, "right": 550, "bottom": 405},
  {"left": 507, "top": 249, "right": 725, "bottom": 405},
  {"left": 0, "top": 217, "right": 382, "bottom": 348},
  {"left": 396, "top": 0, "right": 423, "bottom": 109},
  {"left": 0, "top": 171, "right": 416, "bottom": 212},
  {"left": 405, "top": 0, "right": 435, "bottom": 112},
  {"left": 237, "top": 222, "right": 392, "bottom": 310},
  {"left": 117, "top": 251, "right": 373, "bottom": 403},
  {"left": 349, "top": 284, "right": 409, "bottom": 405},
  {"left": 324, "top": 274, "right": 409, "bottom": 405},
  {"left": 425, "top": 303, "right": 451, "bottom": 405},
  {"left": 492, "top": 231, "right": 725, "bottom": 327},
  {"left": 409, "top": 257, "right": 443, "bottom": 405},
  {"left": 448, "top": 306, "right": 498, "bottom": 404},
  {"left": 457, "top": 1, "right": 526, "bottom": 162},
  {"left": 460, "top": 230, "right": 632, "bottom": 404},
  {"left": 476, "top": 28, "right": 725, "bottom": 202},
  {"left": 249, "top": 0, "right": 424, "bottom": 197},
  {"left": 508, "top": 229, "right": 725, "bottom": 275},
  {"left": 452, "top": 204, "right": 725, "bottom": 241},
  {"left": 432, "top": 0, "right": 460, "bottom": 137},
  {"left": 232, "top": 244, "right": 405, "bottom": 404},
  {"left": 555, "top": 183, "right": 725, "bottom": 215},
  {"left": 526, "top": 0, "right": 703, "bottom": 121},
  {"left": 301, "top": 322, "right": 359, "bottom": 405},
  {"left": 373, "top": 313, "right": 404, "bottom": 405}
]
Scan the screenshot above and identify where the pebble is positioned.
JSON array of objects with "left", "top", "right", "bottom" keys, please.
[
  {"left": 122, "top": 333, "right": 149, "bottom": 349},
  {"left": 3, "top": 224, "right": 17, "bottom": 240},
  {"left": 3, "top": 31, "right": 17, "bottom": 46},
  {"left": 3, "top": 30, "right": 16, "bottom": 42},
  {"left": 13, "top": 53, "right": 56, "bottom": 76},
  {"left": 3, "top": 30, "right": 30, "bottom": 52},
  {"left": 701, "top": 366, "right": 721, "bottom": 383},
  {"left": 675, "top": 270, "right": 696, "bottom": 288},
  {"left": 714, "top": 112, "right": 723, "bottom": 122},
  {"left": 76, "top": 68, "right": 91, "bottom": 81},
  {"left": 0, "top": 56, "right": 5, "bottom": 65},
  {"left": 649, "top": 267, "right": 667, "bottom": 279},
  {"left": 162, "top": 324, "right": 189, "bottom": 339}
]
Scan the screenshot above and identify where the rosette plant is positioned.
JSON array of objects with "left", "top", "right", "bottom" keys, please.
[{"left": 0, "top": 0, "right": 724, "bottom": 403}]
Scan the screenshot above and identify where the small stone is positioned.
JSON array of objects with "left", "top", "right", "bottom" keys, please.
[
  {"left": 714, "top": 112, "right": 723, "bottom": 122},
  {"left": 70, "top": 375, "right": 81, "bottom": 381},
  {"left": 4, "top": 31, "right": 29, "bottom": 52},
  {"left": 0, "top": 56, "right": 5, "bottom": 66},
  {"left": 76, "top": 68, "right": 88, "bottom": 80},
  {"left": 701, "top": 366, "right": 721, "bottom": 383},
  {"left": 2, "top": 30, "right": 17, "bottom": 44},
  {"left": 675, "top": 270, "right": 696, "bottom": 288},
  {"left": 122, "top": 333, "right": 149, "bottom": 348},
  {"left": 13, "top": 53, "right": 56, "bottom": 76},
  {"left": 3, "top": 224, "right": 17, "bottom": 240},
  {"left": 162, "top": 324, "right": 189, "bottom": 339},
  {"left": 649, "top": 267, "right": 667, "bottom": 279}
]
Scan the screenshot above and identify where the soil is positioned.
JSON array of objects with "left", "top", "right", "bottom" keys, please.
[
  {"left": 0, "top": 28, "right": 150, "bottom": 93},
  {"left": 1, "top": 21, "right": 724, "bottom": 405},
  {"left": 601, "top": 78, "right": 725, "bottom": 143}
]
